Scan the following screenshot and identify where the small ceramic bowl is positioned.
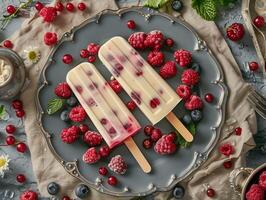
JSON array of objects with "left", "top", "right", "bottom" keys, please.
[
  {"left": 0, "top": 48, "right": 25, "bottom": 100},
  {"left": 230, "top": 163, "right": 266, "bottom": 199}
]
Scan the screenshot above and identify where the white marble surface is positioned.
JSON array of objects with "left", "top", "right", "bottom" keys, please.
[{"left": 0, "top": 0, "right": 265, "bottom": 199}]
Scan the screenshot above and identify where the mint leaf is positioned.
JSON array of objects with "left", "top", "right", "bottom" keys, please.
[
  {"left": 0, "top": 105, "right": 6, "bottom": 120},
  {"left": 218, "top": 0, "right": 237, "bottom": 6},
  {"left": 192, "top": 0, "right": 217, "bottom": 21},
  {"left": 177, "top": 123, "right": 196, "bottom": 148},
  {"left": 47, "top": 98, "right": 65, "bottom": 115},
  {"left": 144, "top": 0, "right": 170, "bottom": 8}
]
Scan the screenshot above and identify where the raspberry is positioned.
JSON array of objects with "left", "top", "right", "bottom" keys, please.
[
  {"left": 174, "top": 49, "right": 192, "bottom": 67},
  {"left": 159, "top": 61, "right": 177, "bottom": 79},
  {"left": 39, "top": 7, "right": 57, "bottom": 23},
  {"left": 20, "top": 190, "right": 38, "bottom": 200},
  {"left": 184, "top": 95, "right": 203, "bottom": 110},
  {"left": 226, "top": 23, "right": 245, "bottom": 41},
  {"left": 44, "top": 32, "right": 58, "bottom": 46},
  {"left": 154, "top": 135, "right": 177, "bottom": 155},
  {"left": 259, "top": 171, "right": 266, "bottom": 190},
  {"left": 219, "top": 143, "right": 234, "bottom": 157},
  {"left": 54, "top": 82, "right": 72, "bottom": 98},
  {"left": 150, "top": 128, "right": 162, "bottom": 142},
  {"left": 83, "top": 131, "right": 103, "bottom": 146},
  {"left": 108, "top": 155, "right": 127, "bottom": 174},
  {"left": 87, "top": 43, "right": 100, "bottom": 55},
  {"left": 181, "top": 69, "right": 200, "bottom": 86},
  {"left": 246, "top": 184, "right": 264, "bottom": 200},
  {"left": 83, "top": 147, "right": 101, "bottom": 164},
  {"left": 61, "top": 126, "right": 79, "bottom": 144},
  {"left": 69, "top": 106, "right": 87, "bottom": 122},
  {"left": 147, "top": 51, "right": 164, "bottom": 67},
  {"left": 128, "top": 32, "right": 147, "bottom": 49},
  {"left": 109, "top": 79, "right": 122, "bottom": 93},
  {"left": 144, "top": 30, "right": 164, "bottom": 50},
  {"left": 176, "top": 85, "right": 191, "bottom": 99}
]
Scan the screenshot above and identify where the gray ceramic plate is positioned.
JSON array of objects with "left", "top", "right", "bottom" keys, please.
[{"left": 36, "top": 7, "right": 228, "bottom": 197}]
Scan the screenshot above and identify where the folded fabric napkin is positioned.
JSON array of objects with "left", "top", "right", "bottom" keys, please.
[{"left": 4, "top": 0, "right": 257, "bottom": 199}]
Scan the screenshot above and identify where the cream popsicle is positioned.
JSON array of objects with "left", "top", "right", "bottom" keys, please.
[
  {"left": 99, "top": 36, "right": 193, "bottom": 142},
  {"left": 66, "top": 62, "right": 151, "bottom": 173}
]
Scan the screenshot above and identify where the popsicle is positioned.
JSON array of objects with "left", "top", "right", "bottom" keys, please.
[
  {"left": 99, "top": 36, "right": 193, "bottom": 142},
  {"left": 66, "top": 62, "right": 151, "bottom": 173}
]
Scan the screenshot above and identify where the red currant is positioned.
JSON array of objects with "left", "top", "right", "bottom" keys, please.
[
  {"left": 62, "top": 196, "right": 71, "bottom": 200},
  {"left": 55, "top": 2, "right": 64, "bottom": 12},
  {"left": 16, "top": 110, "right": 25, "bottom": 118},
  {"left": 7, "top": 5, "right": 16, "bottom": 14},
  {"left": 206, "top": 188, "right": 215, "bottom": 197},
  {"left": 17, "top": 142, "right": 27, "bottom": 153},
  {"left": 235, "top": 127, "right": 242, "bottom": 136},
  {"left": 80, "top": 49, "right": 89, "bottom": 58},
  {"left": 144, "top": 125, "right": 154, "bottom": 136},
  {"left": 126, "top": 100, "right": 136, "bottom": 111},
  {"left": 3, "top": 40, "right": 13, "bottom": 49},
  {"left": 99, "top": 146, "right": 110, "bottom": 157},
  {"left": 35, "top": 2, "right": 44, "bottom": 11},
  {"left": 253, "top": 16, "right": 265, "bottom": 28},
  {"left": 249, "top": 61, "right": 259, "bottom": 71},
  {"left": 16, "top": 174, "right": 26, "bottom": 183},
  {"left": 142, "top": 139, "right": 153, "bottom": 149},
  {"left": 66, "top": 3, "right": 75, "bottom": 12},
  {"left": 6, "top": 124, "right": 16, "bottom": 134},
  {"left": 205, "top": 93, "right": 214, "bottom": 103},
  {"left": 12, "top": 99, "right": 23, "bottom": 110},
  {"left": 6, "top": 136, "right": 15, "bottom": 145},
  {"left": 62, "top": 54, "right": 73, "bottom": 64},
  {"left": 165, "top": 38, "right": 174, "bottom": 47},
  {"left": 78, "top": 3, "right": 86, "bottom": 11},
  {"left": 127, "top": 20, "right": 136, "bottom": 29},
  {"left": 88, "top": 55, "right": 96, "bottom": 63},
  {"left": 108, "top": 176, "right": 117, "bottom": 186},
  {"left": 79, "top": 124, "right": 89, "bottom": 134},
  {"left": 150, "top": 128, "right": 162, "bottom": 142},
  {"left": 223, "top": 160, "right": 233, "bottom": 169},
  {"left": 98, "top": 167, "right": 108, "bottom": 176}
]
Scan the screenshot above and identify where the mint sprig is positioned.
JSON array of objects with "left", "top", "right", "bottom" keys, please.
[
  {"left": 0, "top": 105, "right": 6, "bottom": 120},
  {"left": 47, "top": 98, "right": 65, "bottom": 115},
  {"left": 177, "top": 123, "right": 196, "bottom": 148},
  {"left": 192, "top": 0, "right": 217, "bottom": 21},
  {"left": 144, "top": 0, "right": 171, "bottom": 8}
]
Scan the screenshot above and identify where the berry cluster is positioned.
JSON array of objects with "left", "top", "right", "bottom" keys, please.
[{"left": 246, "top": 170, "right": 266, "bottom": 200}]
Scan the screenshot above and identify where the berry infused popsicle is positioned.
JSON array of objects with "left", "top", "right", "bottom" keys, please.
[
  {"left": 99, "top": 36, "right": 193, "bottom": 142},
  {"left": 66, "top": 62, "right": 151, "bottom": 173}
]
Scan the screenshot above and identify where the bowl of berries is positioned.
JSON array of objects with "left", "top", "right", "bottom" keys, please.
[
  {"left": 36, "top": 6, "right": 228, "bottom": 197},
  {"left": 230, "top": 163, "right": 266, "bottom": 200}
]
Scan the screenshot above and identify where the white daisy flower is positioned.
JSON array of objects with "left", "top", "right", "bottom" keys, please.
[
  {"left": 22, "top": 46, "right": 41, "bottom": 67},
  {"left": 0, "top": 154, "right": 10, "bottom": 177}
]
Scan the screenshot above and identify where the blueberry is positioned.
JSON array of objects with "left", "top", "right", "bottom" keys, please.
[
  {"left": 191, "top": 63, "right": 201, "bottom": 73},
  {"left": 191, "top": 110, "right": 202, "bottom": 122},
  {"left": 75, "top": 184, "right": 90, "bottom": 199},
  {"left": 60, "top": 110, "right": 70, "bottom": 122},
  {"left": 171, "top": 0, "right": 183, "bottom": 12},
  {"left": 173, "top": 185, "right": 185, "bottom": 199},
  {"left": 67, "top": 96, "right": 77, "bottom": 107},
  {"left": 182, "top": 114, "right": 192, "bottom": 125},
  {"left": 47, "top": 182, "right": 60, "bottom": 195}
]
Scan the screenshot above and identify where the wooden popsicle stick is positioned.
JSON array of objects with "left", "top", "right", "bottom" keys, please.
[
  {"left": 166, "top": 112, "right": 194, "bottom": 142},
  {"left": 124, "top": 137, "right": 152, "bottom": 174}
]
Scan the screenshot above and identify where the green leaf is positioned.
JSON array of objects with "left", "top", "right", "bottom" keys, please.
[
  {"left": 218, "top": 0, "right": 237, "bottom": 6},
  {"left": 0, "top": 105, "right": 6, "bottom": 120},
  {"left": 144, "top": 0, "right": 170, "bottom": 8},
  {"left": 177, "top": 123, "right": 196, "bottom": 148},
  {"left": 192, "top": 0, "right": 217, "bottom": 21},
  {"left": 47, "top": 98, "right": 65, "bottom": 115}
]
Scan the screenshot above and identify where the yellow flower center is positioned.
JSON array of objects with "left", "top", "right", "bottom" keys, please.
[
  {"left": 28, "top": 51, "right": 37, "bottom": 60},
  {"left": 0, "top": 158, "right": 6, "bottom": 168}
]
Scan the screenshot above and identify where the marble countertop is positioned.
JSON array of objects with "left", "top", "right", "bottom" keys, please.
[{"left": 0, "top": 0, "right": 265, "bottom": 199}]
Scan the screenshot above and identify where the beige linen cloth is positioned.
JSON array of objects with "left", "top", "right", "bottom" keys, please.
[{"left": 4, "top": 0, "right": 257, "bottom": 199}]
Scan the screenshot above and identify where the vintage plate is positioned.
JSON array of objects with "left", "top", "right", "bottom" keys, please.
[{"left": 36, "top": 7, "right": 228, "bottom": 197}]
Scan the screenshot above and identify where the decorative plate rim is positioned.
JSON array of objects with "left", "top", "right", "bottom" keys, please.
[{"left": 35, "top": 6, "right": 228, "bottom": 197}]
